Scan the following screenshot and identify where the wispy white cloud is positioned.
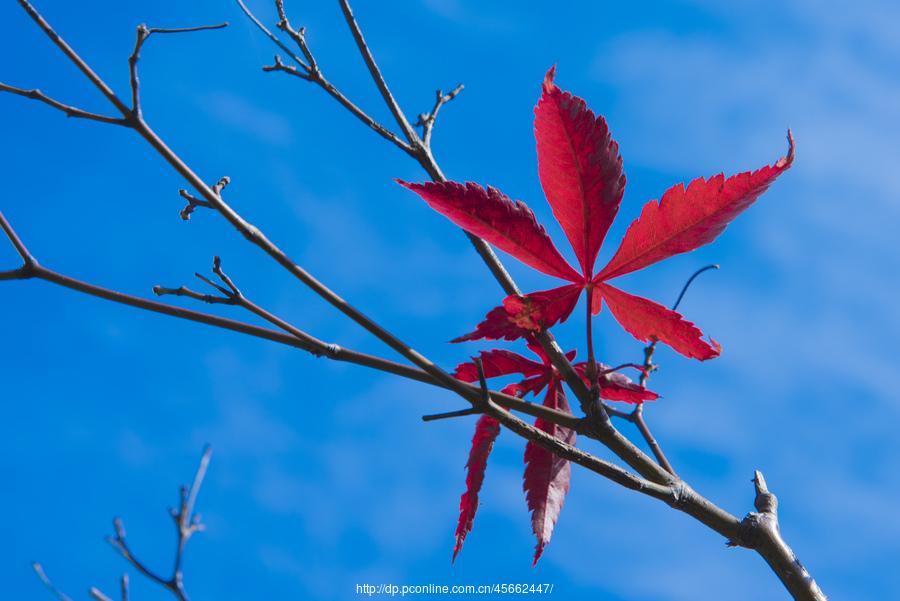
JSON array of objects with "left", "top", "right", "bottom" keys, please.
[{"left": 201, "top": 90, "right": 295, "bottom": 146}]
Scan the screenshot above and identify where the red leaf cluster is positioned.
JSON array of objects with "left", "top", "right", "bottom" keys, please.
[
  {"left": 400, "top": 66, "right": 793, "bottom": 360},
  {"left": 401, "top": 67, "right": 793, "bottom": 564},
  {"left": 450, "top": 341, "right": 656, "bottom": 563}
]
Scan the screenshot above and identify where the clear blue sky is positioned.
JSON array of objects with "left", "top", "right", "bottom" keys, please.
[{"left": 1, "top": 1, "right": 898, "bottom": 599}]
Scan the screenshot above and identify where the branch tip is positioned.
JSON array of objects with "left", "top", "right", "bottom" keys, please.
[
  {"left": 422, "top": 407, "right": 480, "bottom": 422},
  {"left": 752, "top": 470, "right": 777, "bottom": 514}
]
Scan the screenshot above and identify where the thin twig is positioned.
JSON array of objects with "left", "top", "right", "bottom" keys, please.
[
  {"left": 89, "top": 588, "right": 115, "bottom": 601},
  {"left": 672, "top": 264, "right": 720, "bottom": 312},
  {"left": 4, "top": 4, "right": 828, "bottom": 599},
  {"left": 234, "top": 0, "right": 413, "bottom": 152},
  {"left": 107, "top": 447, "right": 212, "bottom": 601},
  {"left": 422, "top": 407, "right": 480, "bottom": 422},
  {"left": 274, "top": 0, "right": 318, "bottom": 73},
  {"left": 15, "top": 0, "right": 131, "bottom": 115},
  {"left": 32, "top": 564, "right": 74, "bottom": 601},
  {"left": 618, "top": 265, "right": 722, "bottom": 475},
  {"left": 234, "top": 0, "right": 595, "bottom": 418},
  {"left": 416, "top": 84, "right": 464, "bottom": 149},
  {"left": 0, "top": 83, "right": 127, "bottom": 124},
  {"left": 9, "top": 0, "right": 659, "bottom": 492},
  {"left": 336, "top": 0, "right": 419, "bottom": 146},
  {"left": 179, "top": 177, "right": 227, "bottom": 220},
  {"left": 128, "top": 22, "right": 228, "bottom": 115},
  {"left": 0, "top": 213, "right": 580, "bottom": 430}
]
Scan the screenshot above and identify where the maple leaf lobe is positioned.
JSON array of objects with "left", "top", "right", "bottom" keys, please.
[
  {"left": 453, "top": 415, "right": 501, "bottom": 562},
  {"left": 397, "top": 179, "right": 581, "bottom": 282},
  {"left": 536, "top": 66, "right": 626, "bottom": 277},
  {"left": 596, "top": 131, "right": 795, "bottom": 282}
]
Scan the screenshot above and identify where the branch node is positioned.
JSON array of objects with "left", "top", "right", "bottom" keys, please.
[
  {"left": 178, "top": 189, "right": 212, "bottom": 220},
  {"left": 416, "top": 83, "right": 464, "bottom": 148},
  {"left": 178, "top": 175, "right": 228, "bottom": 220}
]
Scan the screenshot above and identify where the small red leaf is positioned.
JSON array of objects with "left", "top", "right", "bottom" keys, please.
[
  {"left": 454, "top": 415, "right": 501, "bottom": 562},
  {"left": 596, "top": 131, "right": 794, "bottom": 281},
  {"left": 503, "top": 375, "right": 550, "bottom": 399},
  {"left": 453, "top": 285, "right": 582, "bottom": 343},
  {"left": 502, "top": 285, "right": 583, "bottom": 333},
  {"left": 453, "top": 350, "right": 545, "bottom": 383},
  {"left": 596, "top": 284, "right": 721, "bottom": 360},
  {"left": 523, "top": 381, "right": 575, "bottom": 565},
  {"left": 573, "top": 362, "right": 658, "bottom": 403},
  {"left": 598, "top": 370, "right": 658, "bottom": 403},
  {"left": 398, "top": 180, "right": 582, "bottom": 282},
  {"left": 452, "top": 304, "right": 530, "bottom": 343},
  {"left": 535, "top": 66, "right": 626, "bottom": 277}
]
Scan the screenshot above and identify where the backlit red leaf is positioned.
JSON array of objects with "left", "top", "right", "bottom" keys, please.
[
  {"left": 453, "top": 350, "right": 545, "bottom": 383},
  {"left": 573, "top": 361, "right": 658, "bottom": 403},
  {"left": 453, "top": 414, "right": 501, "bottom": 562},
  {"left": 596, "top": 283, "right": 721, "bottom": 360},
  {"left": 535, "top": 66, "right": 625, "bottom": 277},
  {"left": 398, "top": 180, "right": 581, "bottom": 281},
  {"left": 452, "top": 285, "right": 582, "bottom": 343},
  {"left": 596, "top": 132, "right": 794, "bottom": 281},
  {"left": 598, "top": 371, "right": 658, "bottom": 403},
  {"left": 523, "top": 381, "right": 575, "bottom": 565}
]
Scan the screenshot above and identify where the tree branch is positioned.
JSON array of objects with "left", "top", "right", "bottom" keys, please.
[
  {"left": 235, "top": 0, "right": 414, "bottom": 153},
  {"left": 0, "top": 83, "right": 127, "bottom": 125},
  {"left": 608, "top": 265, "right": 723, "bottom": 476},
  {"left": 32, "top": 449, "right": 212, "bottom": 601},
  {"left": 732, "top": 472, "right": 827, "bottom": 601},
  {"left": 128, "top": 22, "right": 228, "bottom": 116},
  {"left": 106, "top": 447, "right": 212, "bottom": 601},
  {"left": 416, "top": 84, "right": 464, "bottom": 150},
  {"left": 237, "top": 0, "right": 594, "bottom": 426},
  {"left": 335, "top": 0, "right": 420, "bottom": 147},
  {"left": 0, "top": 213, "right": 584, "bottom": 433},
  {"left": 32, "top": 564, "right": 74, "bottom": 601},
  {"left": 4, "top": 5, "right": 826, "bottom": 599}
]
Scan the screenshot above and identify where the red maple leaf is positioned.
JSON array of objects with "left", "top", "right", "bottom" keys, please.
[
  {"left": 449, "top": 340, "right": 656, "bottom": 562},
  {"left": 399, "top": 66, "right": 794, "bottom": 360}
]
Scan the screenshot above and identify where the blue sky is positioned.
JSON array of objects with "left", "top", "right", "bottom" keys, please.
[{"left": 1, "top": 0, "right": 898, "bottom": 599}]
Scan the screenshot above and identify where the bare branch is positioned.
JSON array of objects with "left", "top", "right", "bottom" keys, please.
[
  {"left": 0, "top": 211, "right": 37, "bottom": 267},
  {"left": 7, "top": 0, "right": 654, "bottom": 495},
  {"left": 89, "top": 588, "right": 115, "bottom": 601},
  {"left": 416, "top": 84, "right": 464, "bottom": 149},
  {"left": 422, "top": 407, "right": 481, "bottom": 422},
  {"left": 234, "top": 2, "right": 592, "bottom": 415},
  {"left": 235, "top": 0, "right": 413, "bottom": 153},
  {"left": 0, "top": 214, "right": 579, "bottom": 430},
  {"left": 107, "top": 519, "right": 170, "bottom": 590},
  {"left": 0, "top": 83, "right": 127, "bottom": 125},
  {"left": 613, "top": 265, "right": 724, "bottom": 476},
  {"left": 235, "top": 0, "right": 310, "bottom": 70},
  {"left": 274, "top": 0, "right": 318, "bottom": 74},
  {"left": 15, "top": 0, "right": 130, "bottom": 115},
  {"left": 672, "top": 263, "right": 720, "bottom": 312},
  {"left": 733, "top": 472, "right": 827, "bottom": 601},
  {"left": 484, "top": 399, "right": 675, "bottom": 504},
  {"left": 107, "top": 448, "right": 212, "bottom": 601},
  {"left": 336, "top": 0, "right": 420, "bottom": 146},
  {"left": 179, "top": 176, "right": 228, "bottom": 220},
  {"left": 5, "top": 8, "right": 827, "bottom": 599},
  {"left": 32, "top": 564, "right": 74, "bottom": 601},
  {"left": 128, "top": 22, "right": 228, "bottom": 116}
]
